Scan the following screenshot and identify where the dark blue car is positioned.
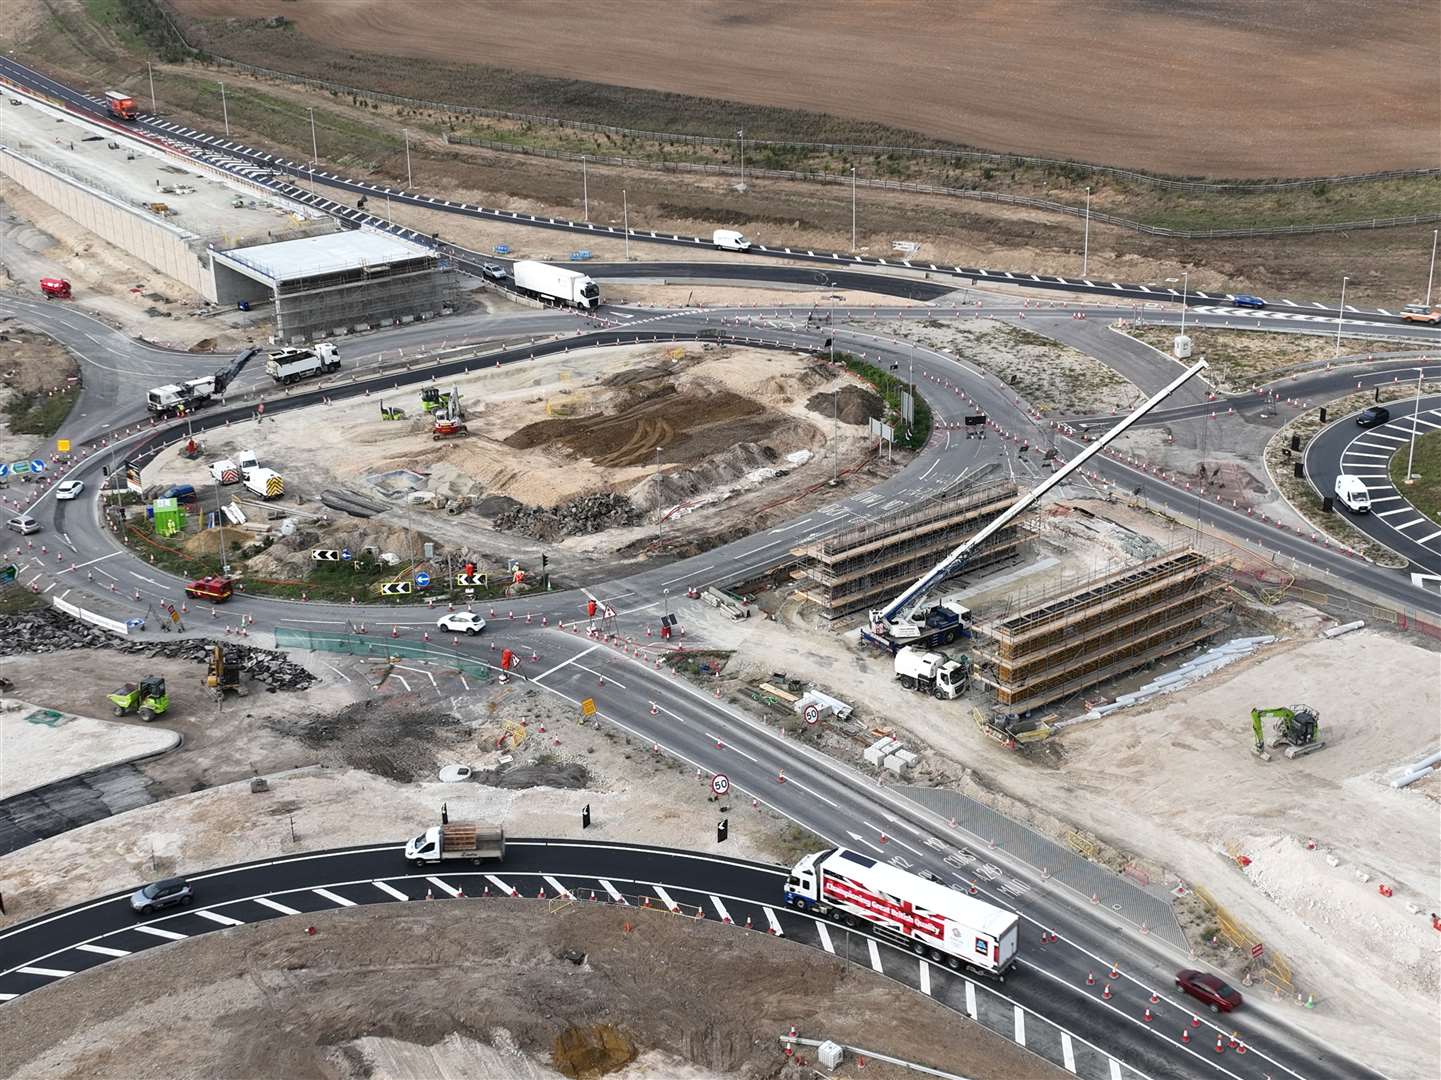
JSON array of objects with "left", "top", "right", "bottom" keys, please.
[{"left": 1232, "top": 294, "right": 1267, "bottom": 308}]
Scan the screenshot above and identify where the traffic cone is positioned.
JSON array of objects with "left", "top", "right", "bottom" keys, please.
[
  {"left": 1143, "top": 1008, "right": 1152, "bottom": 1022},
  {"left": 1237, "top": 1043, "right": 1247, "bottom": 1055},
  {"left": 483, "top": 885, "right": 490, "bottom": 897},
  {"left": 1181, "top": 1029, "right": 1190, "bottom": 1044},
  {"left": 1087, "top": 972, "right": 1096, "bottom": 986},
  {"left": 1150, "top": 991, "right": 1159, "bottom": 1004},
  {"left": 425, "top": 888, "right": 433, "bottom": 900},
  {"left": 777, "top": 768, "right": 785, "bottom": 783},
  {"left": 1215, "top": 1034, "right": 1225, "bottom": 1054},
  {"left": 1109, "top": 964, "right": 1119, "bottom": 979},
  {"left": 650, "top": 702, "right": 658, "bottom": 715},
  {"left": 1102, "top": 984, "right": 1112, "bottom": 1000},
  {"left": 745, "top": 916, "right": 753, "bottom": 929}
]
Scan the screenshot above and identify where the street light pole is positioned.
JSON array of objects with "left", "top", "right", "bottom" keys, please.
[
  {"left": 622, "top": 188, "right": 630, "bottom": 260},
  {"left": 1180, "top": 272, "right": 1189, "bottom": 337},
  {"left": 404, "top": 128, "right": 412, "bottom": 187},
  {"left": 582, "top": 154, "right": 588, "bottom": 221},
  {"left": 219, "top": 81, "right": 229, "bottom": 136},
  {"left": 1404, "top": 367, "right": 1424, "bottom": 483},
  {"left": 1083, "top": 186, "right": 1091, "bottom": 277},
  {"left": 654, "top": 446, "right": 663, "bottom": 549},
  {"left": 1335, "top": 275, "right": 1349, "bottom": 357},
  {"left": 308, "top": 107, "right": 319, "bottom": 192},
  {"left": 850, "top": 166, "right": 857, "bottom": 253},
  {"left": 736, "top": 128, "right": 745, "bottom": 190},
  {"left": 147, "top": 61, "right": 156, "bottom": 114},
  {"left": 1427, "top": 228, "right": 1438, "bottom": 308}
]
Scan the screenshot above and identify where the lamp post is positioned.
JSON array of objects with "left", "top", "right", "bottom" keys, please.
[
  {"left": 219, "top": 81, "right": 229, "bottom": 136},
  {"left": 1427, "top": 229, "right": 1438, "bottom": 308},
  {"left": 1166, "top": 273, "right": 1190, "bottom": 336},
  {"left": 622, "top": 188, "right": 630, "bottom": 260},
  {"left": 581, "top": 154, "right": 588, "bottom": 222},
  {"left": 1082, "top": 186, "right": 1092, "bottom": 277},
  {"left": 851, "top": 166, "right": 857, "bottom": 253},
  {"left": 404, "top": 128, "right": 412, "bottom": 188},
  {"left": 147, "top": 61, "right": 156, "bottom": 114},
  {"left": 1335, "top": 275, "right": 1349, "bottom": 357},
  {"left": 1403, "top": 367, "right": 1425, "bottom": 484},
  {"left": 308, "top": 107, "right": 319, "bottom": 192},
  {"left": 736, "top": 128, "right": 746, "bottom": 191}
]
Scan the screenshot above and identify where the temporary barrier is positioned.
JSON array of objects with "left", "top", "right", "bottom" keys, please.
[{"left": 274, "top": 626, "right": 496, "bottom": 680}]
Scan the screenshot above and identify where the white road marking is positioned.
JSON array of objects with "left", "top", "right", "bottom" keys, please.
[
  {"left": 653, "top": 885, "right": 679, "bottom": 912},
  {"left": 544, "top": 875, "right": 573, "bottom": 898},
  {"left": 484, "top": 874, "right": 517, "bottom": 897},
  {"left": 919, "top": 959, "right": 932, "bottom": 995},
  {"left": 816, "top": 921, "right": 834, "bottom": 953},
  {"left": 1414, "top": 530, "right": 1441, "bottom": 544},
  {"left": 599, "top": 878, "right": 628, "bottom": 904},
  {"left": 1109, "top": 1059, "right": 1122, "bottom": 1080},
  {"left": 965, "top": 979, "right": 977, "bottom": 1019},
  {"left": 372, "top": 880, "right": 409, "bottom": 901},
  {"left": 324, "top": 662, "right": 351, "bottom": 683},
  {"left": 1377, "top": 506, "right": 1417, "bottom": 518},
  {"left": 134, "top": 925, "right": 187, "bottom": 940},
  {"left": 17, "top": 965, "right": 72, "bottom": 978},
  {"left": 1014, "top": 1005, "right": 1026, "bottom": 1046},
  {"left": 764, "top": 907, "right": 784, "bottom": 937},
  {"left": 660, "top": 565, "right": 714, "bottom": 586},
  {"left": 255, "top": 897, "right": 301, "bottom": 915},
  {"left": 1061, "top": 1032, "right": 1076, "bottom": 1072},
  {"left": 313, "top": 887, "right": 356, "bottom": 907},
  {"left": 867, "top": 937, "right": 883, "bottom": 972},
  {"left": 194, "top": 909, "right": 244, "bottom": 926},
  {"left": 426, "top": 876, "right": 460, "bottom": 897},
  {"left": 530, "top": 643, "right": 598, "bottom": 683},
  {"left": 390, "top": 674, "right": 411, "bottom": 692},
  {"left": 0, "top": 993, "right": 15, "bottom": 1001},
  {"left": 76, "top": 943, "right": 131, "bottom": 957},
  {"left": 710, "top": 895, "right": 732, "bottom": 923},
  {"left": 1393, "top": 518, "right": 1430, "bottom": 531}
]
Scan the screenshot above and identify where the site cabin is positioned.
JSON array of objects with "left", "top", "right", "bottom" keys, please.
[
  {"left": 404, "top": 823, "right": 506, "bottom": 865},
  {"left": 265, "top": 343, "right": 340, "bottom": 384},
  {"left": 104, "top": 90, "right": 137, "bottom": 120},
  {"left": 784, "top": 848, "right": 1019, "bottom": 980},
  {"left": 39, "top": 278, "right": 72, "bottom": 300},
  {"left": 185, "top": 576, "right": 233, "bottom": 603}
]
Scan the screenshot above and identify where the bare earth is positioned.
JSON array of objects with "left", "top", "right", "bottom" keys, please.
[{"left": 170, "top": 0, "right": 1440, "bottom": 176}]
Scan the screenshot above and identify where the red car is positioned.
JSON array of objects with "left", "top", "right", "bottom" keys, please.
[{"left": 1175, "top": 969, "right": 1243, "bottom": 1013}]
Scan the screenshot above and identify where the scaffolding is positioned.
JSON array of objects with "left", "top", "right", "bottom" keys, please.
[
  {"left": 791, "top": 480, "right": 1023, "bottom": 616},
  {"left": 971, "top": 547, "right": 1229, "bottom": 712}
]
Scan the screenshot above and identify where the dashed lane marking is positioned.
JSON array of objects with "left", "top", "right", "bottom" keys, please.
[
  {"left": 255, "top": 897, "right": 301, "bottom": 915},
  {"left": 313, "top": 887, "right": 356, "bottom": 907}
]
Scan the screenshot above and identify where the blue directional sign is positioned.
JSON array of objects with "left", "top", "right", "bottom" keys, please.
[
  {"left": 414, "top": 571, "right": 431, "bottom": 589},
  {"left": 0, "top": 464, "right": 8, "bottom": 478},
  {"left": 30, "top": 459, "right": 46, "bottom": 474},
  {"left": 341, "top": 548, "right": 352, "bottom": 561},
  {"left": 494, "top": 244, "right": 511, "bottom": 255}
]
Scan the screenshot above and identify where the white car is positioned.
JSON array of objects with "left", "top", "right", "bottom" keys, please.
[
  {"left": 55, "top": 479, "right": 84, "bottom": 501},
  {"left": 436, "top": 611, "right": 486, "bottom": 635}
]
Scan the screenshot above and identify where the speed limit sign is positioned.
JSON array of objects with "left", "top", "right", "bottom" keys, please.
[
  {"left": 803, "top": 704, "right": 821, "bottom": 726},
  {"left": 710, "top": 773, "right": 730, "bottom": 797}
]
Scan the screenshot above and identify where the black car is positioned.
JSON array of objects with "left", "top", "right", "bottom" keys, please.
[{"left": 1356, "top": 406, "right": 1391, "bottom": 427}]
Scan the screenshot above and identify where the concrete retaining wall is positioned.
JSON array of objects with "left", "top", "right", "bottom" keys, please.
[{"left": 0, "top": 146, "right": 217, "bottom": 301}]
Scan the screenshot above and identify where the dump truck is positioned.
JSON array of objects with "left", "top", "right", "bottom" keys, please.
[
  {"left": 265, "top": 343, "right": 340, "bottom": 384},
  {"left": 702, "top": 585, "right": 750, "bottom": 620},
  {"left": 107, "top": 676, "right": 169, "bottom": 722},
  {"left": 404, "top": 822, "right": 506, "bottom": 865},
  {"left": 104, "top": 90, "right": 138, "bottom": 120},
  {"left": 243, "top": 468, "right": 284, "bottom": 499},
  {"left": 894, "top": 646, "right": 970, "bottom": 699},
  {"left": 512, "top": 260, "right": 600, "bottom": 309},
  {"left": 784, "top": 847, "right": 1019, "bottom": 980}
]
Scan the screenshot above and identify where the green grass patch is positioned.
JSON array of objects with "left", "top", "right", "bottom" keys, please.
[
  {"left": 4, "top": 387, "right": 79, "bottom": 437},
  {"left": 0, "top": 583, "right": 48, "bottom": 615},
  {"left": 1390, "top": 428, "right": 1441, "bottom": 526},
  {"left": 838, "top": 353, "right": 932, "bottom": 450}
]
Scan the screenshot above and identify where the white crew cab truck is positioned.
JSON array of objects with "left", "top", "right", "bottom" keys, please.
[{"left": 265, "top": 343, "right": 340, "bottom": 384}]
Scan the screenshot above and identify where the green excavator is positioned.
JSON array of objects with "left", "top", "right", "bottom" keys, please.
[
  {"left": 1251, "top": 704, "right": 1324, "bottom": 761},
  {"left": 107, "top": 676, "right": 170, "bottom": 722}
]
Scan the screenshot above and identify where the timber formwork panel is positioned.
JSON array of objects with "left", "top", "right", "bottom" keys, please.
[{"left": 972, "top": 548, "right": 1229, "bottom": 712}]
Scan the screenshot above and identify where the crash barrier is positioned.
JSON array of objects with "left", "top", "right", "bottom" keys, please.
[
  {"left": 274, "top": 626, "right": 495, "bottom": 680},
  {"left": 1190, "top": 883, "right": 1294, "bottom": 997},
  {"left": 52, "top": 594, "right": 131, "bottom": 636}
]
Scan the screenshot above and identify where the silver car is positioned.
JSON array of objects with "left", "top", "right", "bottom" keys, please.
[
  {"left": 129, "top": 877, "right": 192, "bottom": 915},
  {"left": 6, "top": 514, "right": 41, "bottom": 535}
]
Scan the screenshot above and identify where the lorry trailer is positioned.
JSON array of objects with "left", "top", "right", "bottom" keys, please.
[
  {"left": 104, "top": 90, "right": 138, "bottom": 120},
  {"left": 785, "top": 847, "right": 1018, "bottom": 979},
  {"left": 265, "top": 343, "right": 340, "bottom": 384},
  {"left": 404, "top": 822, "right": 506, "bottom": 865},
  {"left": 512, "top": 260, "right": 600, "bottom": 309}
]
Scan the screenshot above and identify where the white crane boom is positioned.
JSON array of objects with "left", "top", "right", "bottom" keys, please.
[{"left": 870, "top": 358, "right": 1208, "bottom": 636}]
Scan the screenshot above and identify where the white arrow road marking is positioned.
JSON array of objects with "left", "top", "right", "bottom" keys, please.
[
  {"left": 372, "top": 880, "right": 410, "bottom": 901},
  {"left": 845, "top": 830, "right": 884, "bottom": 854},
  {"left": 255, "top": 897, "right": 301, "bottom": 915}
]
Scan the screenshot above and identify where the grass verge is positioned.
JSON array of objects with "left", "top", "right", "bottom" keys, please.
[
  {"left": 1125, "top": 327, "right": 1403, "bottom": 393},
  {"left": 1389, "top": 429, "right": 1441, "bottom": 526},
  {"left": 838, "top": 353, "right": 932, "bottom": 450},
  {"left": 4, "top": 387, "right": 80, "bottom": 437}
]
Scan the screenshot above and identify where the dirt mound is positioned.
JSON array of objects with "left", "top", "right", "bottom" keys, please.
[
  {"left": 628, "top": 442, "right": 780, "bottom": 512},
  {"left": 553, "top": 1025, "right": 636, "bottom": 1079},
  {"left": 267, "top": 699, "right": 467, "bottom": 781},
  {"left": 807, "top": 385, "right": 883, "bottom": 426},
  {"left": 493, "top": 492, "right": 645, "bottom": 539},
  {"left": 474, "top": 763, "right": 590, "bottom": 790}
]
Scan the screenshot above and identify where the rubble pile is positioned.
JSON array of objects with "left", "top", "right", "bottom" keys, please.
[
  {"left": 491, "top": 492, "right": 645, "bottom": 539},
  {"left": 0, "top": 609, "right": 317, "bottom": 691}
]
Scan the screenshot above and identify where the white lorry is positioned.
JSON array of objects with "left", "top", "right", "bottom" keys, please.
[
  {"left": 712, "top": 228, "right": 753, "bottom": 252},
  {"left": 404, "top": 822, "right": 506, "bottom": 865},
  {"left": 894, "top": 646, "right": 970, "bottom": 699},
  {"left": 512, "top": 260, "right": 601, "bottom": 309},
  {"left": 243, "top": 467, "right": 284, "bottom": 499},
  {"left": 265, "top": 343, "right": 340, "bottom": 384},
  {"left": 784, "top": 848, "right": 1018, "bottom": 979},
  {"left": 147, "top": 376, "right": 217, "bottom": 415}
]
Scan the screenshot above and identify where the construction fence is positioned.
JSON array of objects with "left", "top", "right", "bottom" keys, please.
[
  {"left": 1190, "top": 883, "right": 1298, "bottom": 1002},
  {"left": 274, "top": 626, "right": 497, "bottom": 681}
]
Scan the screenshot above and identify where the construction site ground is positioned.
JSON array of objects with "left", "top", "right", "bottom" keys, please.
[
  {"left": 678, "top": 515, "right": 1439, "bottom": 1078},
  {"left": 139, "top": 342, "right": 896, "bottom": 580},
  {"left": 1, "top": 698, "right": 177, "bottom": 799},
  {"left": 0, "top": 899, "right": 1058, "bottom": 1080},
  {"left": 0, "top": 317, "right": 78, "bottom": 462}
]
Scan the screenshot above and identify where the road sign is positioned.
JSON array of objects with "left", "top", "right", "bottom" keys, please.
[
  {"left": 710, "top": 773, "right": 730, "bottom": 797},
  {"left": 30, "top": 459, "right": 46, "bottom": 474},
  {"left": 455, "top": 572, "right": 485, "bottom": 586},
  {"left": 803, "top": 704, "right": 821, "bottom": 726},
  {"left": 0, "top": 564, "right": 17, "bottom": 584},
  {"left": 964, "top": 413, "right": 988, "bottom": 427},
  {"left": 57, "top": 439, "right": 70, "bottom": 453},
  {"left": 9, "top": 461, "right": 30, "bottom": 475},
  {"left": 311, "top": 549, "right": 340, "bottom": 562},
  {"left": 0, "top": 464, "right": 8, "bottom": 477},
  {"left": 717, "top": 817, "right": 728, "bottom": 843},
  {"left": 495, "top": 244, "right": 511, "bottom": 254},
  {"left": 380, "top": 580, "right": 413, "bottom": 595},
  {"left": 581, "top": 698, "right": 596, "bottom": 717},
  {"left": 125, "top": 461, "right": 143, "bottom": 495},
  {"left": 414, "top": 571, "right": 431, "bottom": 589},
  {"left": 1251, "top": 942, "right": 1264, "bottom": 959},
  {"left": 341, "top": 548, "right": 352, "bottom": 561}
]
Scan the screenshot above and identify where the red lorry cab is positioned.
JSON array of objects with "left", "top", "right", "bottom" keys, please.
[{"left": 185, "top": 576, "right": 234, "bottom": 602}]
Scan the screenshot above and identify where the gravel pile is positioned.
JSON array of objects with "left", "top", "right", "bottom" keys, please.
[
  {"left": 1, "top": 609, "right": 317, "bottom": 691},
  {"left": 491, "top": 492, "right": 645, "bottom": 539}
]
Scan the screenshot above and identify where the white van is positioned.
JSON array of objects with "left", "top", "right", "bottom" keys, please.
[
  {"left": 713, "top": 228, "right": 753, "bottom": 252},
  {"left": 1334, "top": 474, "right": 1371, "bottom": 513}
]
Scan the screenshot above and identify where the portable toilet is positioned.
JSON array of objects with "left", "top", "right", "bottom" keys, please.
[{"left": 151, "top": 496, "right": 186, "bottom": 537}]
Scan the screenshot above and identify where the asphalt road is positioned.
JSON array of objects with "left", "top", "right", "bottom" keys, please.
[{"left": 0, "top": 838, "right": 1380, "bottom": 1080}]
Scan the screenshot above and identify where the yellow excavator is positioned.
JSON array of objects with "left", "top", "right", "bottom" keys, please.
[
  {"left": 204, "top": 644, "right": 247, "bottom": 702},
  {"left": 1251, "top": 705, "right": 1324, "bottom": 761}
]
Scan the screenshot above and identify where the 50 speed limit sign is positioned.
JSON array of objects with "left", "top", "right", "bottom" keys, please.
[
  {"left": 803, "top": 704, "right": 821, "bottom": 726},
  {"left": 710, "top": 773, "right": 730, "bottom": 797}
]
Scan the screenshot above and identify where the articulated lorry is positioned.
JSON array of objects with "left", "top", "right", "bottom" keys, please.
[
  {"left": 512, "top": 260, "right": 600, "bottom": 309},
  {"left": 785, "top": 848, "right": 1018, "bottom": 979},
  {"left": 404, "top": 822, "right": 506, "bottom": 865},
  {"left": 266, "top": 343, "right": 340, "bottom": 384}
]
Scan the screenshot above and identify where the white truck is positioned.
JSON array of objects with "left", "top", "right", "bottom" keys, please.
[
  {"left": 404, "top": 822, "right": 506, "bottom": 865},
  {"left": 512, "top": 260, "right": 601, "bottom": 309},
  {"left": 712, "top": 228, "right": 753, "bottom": 252},
  {"left": 208, "top": 458, "right": 240, "bottom": 485},
  {"left": 243, "top": 467, "right": 284, "bottom": 499},
  {"left": 894, "top": 646, "right": 970, "bottom": 699},
  {"left": 1334, "top": 474, "right": 1371, "bottom": 513},
  {"left": 265, "top": 343, "right": 340, "bottom": 384},
  {"left": 147, "top": 376, "right": 217, "bottom": 415},
  {"left": 785, "top": 848, "right": 1018, "bottom": 979}
]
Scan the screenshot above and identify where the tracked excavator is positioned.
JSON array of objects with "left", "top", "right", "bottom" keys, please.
[{"left": 1251, "top": 705, "right": 1325, "bottom": 761}]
